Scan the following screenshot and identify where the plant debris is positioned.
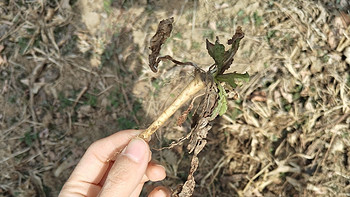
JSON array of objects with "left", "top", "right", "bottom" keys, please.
[
  {"left": 149, "top": 17, "right": 174, "bottom": 72},
  {"left": 145, "top": 17, "right": 248, "bottom": 196}
]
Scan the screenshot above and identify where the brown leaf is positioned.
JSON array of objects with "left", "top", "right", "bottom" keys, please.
[
  {"left": 327, "top": 31, "right": 338, "bottom": 50},
  {"left": 177, "top": 103, "right": 193, "bottom": 126},
  {"left": 220, "top": 26, "right": 245, "bottom": 75},
  {"left": 173, "top": 84, "right": 217, "bottom": 196},
  {"left": 177, "top": 156, "right": 199, "bottom": 197},
  {"left": 249, "top": 91, "right": 267, "bottom": 102},
  {"left": 340, "top": 11, "right": 350, "bottom": 27},
  {"left": 149, "top": 17, "right": 174, "bottom": 72}
]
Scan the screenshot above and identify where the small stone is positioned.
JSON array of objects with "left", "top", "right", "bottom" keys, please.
[
  {"left": 327, "top": 31, "right": 338, "bottom": 49},
  {"left": 344, "top": 47, "right": 350, "bottom": 58},
  {"left": 310, "top": 58, "right": 323, "bottom": 74},
  {"left": 346, "top": 57, "right": 350, "bottom": 65}
]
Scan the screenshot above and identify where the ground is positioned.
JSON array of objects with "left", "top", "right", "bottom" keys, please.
[{"left": 0, "top": 0, "right": 350, "bottom": 196}]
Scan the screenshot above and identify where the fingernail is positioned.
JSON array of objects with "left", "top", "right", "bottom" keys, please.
[
  {"left": 151, "top": 187, "right": 169, "bottom": 197},
  {"left": 122, "top": 138, "right": 147, "bottom": 163}
]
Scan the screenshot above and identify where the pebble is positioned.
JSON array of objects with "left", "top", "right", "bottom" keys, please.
[{"left": 344, "top": 47, "right": 350, "bottom": 64}]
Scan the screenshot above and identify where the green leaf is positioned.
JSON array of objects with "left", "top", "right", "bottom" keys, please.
[
  {"left": 206, "top": 38, "right": 226, "bottom": 69},
  {"left": 211, "top": 82, "right": 228, "bottom": 118},
  {"left": 215, "top": 72, "right": 250, "bottom": 88}
]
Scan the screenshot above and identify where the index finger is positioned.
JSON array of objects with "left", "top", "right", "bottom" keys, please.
[{"left": 68, "top": 130, "right": 142, "bottom": 184}]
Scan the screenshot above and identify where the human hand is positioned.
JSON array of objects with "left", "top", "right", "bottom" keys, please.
[{"left": 59, "top": 130, "right": 170, "bottom": 197}]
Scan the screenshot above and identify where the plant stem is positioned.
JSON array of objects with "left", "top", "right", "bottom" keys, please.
[{"left": 139, "top": 72, "right": 206, "bottom": 140}]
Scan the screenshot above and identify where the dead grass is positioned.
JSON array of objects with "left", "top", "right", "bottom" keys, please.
[{"left": 0, "top": 0, "right": 350, "bottom": 196}]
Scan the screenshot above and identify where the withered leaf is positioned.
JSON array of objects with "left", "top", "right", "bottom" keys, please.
[
  {"left": 221, "top": 26, "right": 244, "bottom": 74},
  {"left": 149, "top": 17, "right": 174, "bottom": 72},
  {"left": 177, "top": 156, "right": 199, "bottom": 197},
  {"left": 177, "top": 103, "right": 193, "bottom": 126}
]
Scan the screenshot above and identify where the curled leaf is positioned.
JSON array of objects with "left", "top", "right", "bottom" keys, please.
[
  {"left": 149, "top": 17, "right": 174, "bottom": 72},
  {"left": 221, "top": 26, "right": 245, "bottom": 74}
]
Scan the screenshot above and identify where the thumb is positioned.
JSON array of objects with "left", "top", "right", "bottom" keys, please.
[{"left": 98, "top": 137, "right": 150, "bottom": 197}]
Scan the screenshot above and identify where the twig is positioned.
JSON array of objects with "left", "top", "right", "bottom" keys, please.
[
  {"left": 200, "top": 156, "right": 226, "bottom": 186},
  {"left": 243, "top": 163, "right": 273, "bottom": 194},
  {"left": 72, "top": 86, "right": 88, "bottom": 110},
  {"left": 0, "top": 148, "right": 30, "bottom": 164},
  {"left": 3, "top": 117, "right": 28, "bottom": 137},
  {"left": 67, "top": 59, "right": 99, "bottom": 76},
  {"left": 29, "top": 62, "right": 46, "bottom": 133},
  {"left": 73, "top": 122, "right": 90, "bottom": 127},
  {"left": 97, "top": 85, "right": 114, "bottom": 96}
]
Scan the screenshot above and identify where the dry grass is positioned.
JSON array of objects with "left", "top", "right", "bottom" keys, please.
[{"left": 0, "top": 0, "right": 349, "bottom": 196}]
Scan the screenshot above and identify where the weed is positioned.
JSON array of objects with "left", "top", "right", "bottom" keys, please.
[
  {"left": 281, "top": 98, "right": 292, "bottom": 112},
  {"left": 229, "top": 107, "right": 242, "bottom": 120},
  {"left": 104, "top": 0, "right": 112, "bottom": 14},
  {"left": 279, "top": 172, "right": 286, "bottom": 179},
  {"left": 321, "top": 55, "right": 330, "bottom": 63},
  {"left": 108, "top": 87, "right": 123, "bottom": 109},
  {"left": 253, "top": 11, "right": 262, "bottom": 25},
  {"left": 58, "top": 92, "right": 73, "bottom": 109},
  {"left": 61, "top": 35, "right": 78, "bottom": 56},
  {"left": 243, "top": 16, "right": 250, "bottom": 24},
  {"left": 121, "top": 0, "right": 133, "bottom": 9},
  {"left": 264, "top": 62, "right": 269, "bottom": 68},
  {"left": 17, "top": 37, "right": 30, "bottom": 54},
  {"left": 8, "top": 95, "right": 17, "bottom": 103},
  {"left": 131, "top": 99, "right": 142, "bottom": 115},
  {"left": 237, "top": 10, "right": 244, "bottom": 17},
  {"left": 271, "top": 134, "right": 278, "bottom": 142},
  {"left": 174, "top": 32, "right": 183, "bottom": 39},
  {"left": 282, "top": 33, "right": 294, "bottom": 46},
  {"left": 26, "top": 28, "right": 36, "bottom": 35},
  {"left": 21, "top": 131, "right": 37, "bottom": 146},
  {"left": 117, "top": 117, "right": 137, "bottom": 130},
  {"left": 224, "top": 131, "right": 229, "bottom": 137},
  {"left": 292, "top": 85, "right": 303, "bottom": 100},
  {"left": 191, "top": 41, "right": 201, "bottom": 50},
  {"left": 152, "top": 79, "right": 161, "bottom": 92},
  {"left": 84, "top": 93, "right": 98, "bottom": 108},
  {"left": 266, "top": 30, "right": 277, "bottom": 42}
]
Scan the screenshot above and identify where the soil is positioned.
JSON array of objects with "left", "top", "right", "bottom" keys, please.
[{"left": 0, "top": 0, "right": 350, "bottom": 196}]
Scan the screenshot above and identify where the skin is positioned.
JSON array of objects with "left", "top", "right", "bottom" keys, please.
[{"left": 59, "top": 130, "right": 170, "bottom": 197}]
